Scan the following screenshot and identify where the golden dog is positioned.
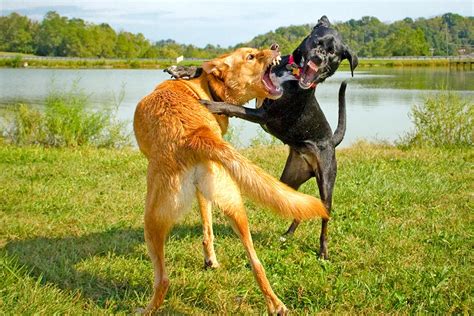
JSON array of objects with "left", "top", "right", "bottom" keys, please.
[{"left": 133, "top": 47, "right": 328, "bottom": 314}]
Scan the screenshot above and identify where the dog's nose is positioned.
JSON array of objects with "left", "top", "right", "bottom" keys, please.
[{"left": 270, "top": 43, "right": 279, "bottom": 52}]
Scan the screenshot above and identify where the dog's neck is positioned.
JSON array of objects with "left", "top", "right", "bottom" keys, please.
[
  {"left": 206, "top": 73, "right": 245, "bottom": 105},
  {"left": 206, "top": 75, "right": 224, "bottom": 102}
]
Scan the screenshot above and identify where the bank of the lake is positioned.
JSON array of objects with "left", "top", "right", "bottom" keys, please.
[
  {"left": 1, "top": 54, "right": 472, "bottom": 70},
  {"left": 1, "top": 143, "right": 472, "bottom": 314}
]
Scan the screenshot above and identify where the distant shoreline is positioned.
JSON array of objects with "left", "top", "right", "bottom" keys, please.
[{"left": 0, "top": 54, "right": 472, "bottom": 70}]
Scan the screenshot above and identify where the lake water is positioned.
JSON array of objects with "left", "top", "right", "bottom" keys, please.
[{"left": 0, "top": 67, "right": 472, "bottom": 147}]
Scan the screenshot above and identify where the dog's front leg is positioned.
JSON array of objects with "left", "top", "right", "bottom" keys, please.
[{"left": 200, "top": 100, "right": 268, "bottom": 125}]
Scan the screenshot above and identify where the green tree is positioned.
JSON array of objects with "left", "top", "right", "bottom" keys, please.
[
  {"left": 0, "top": 13, "right": 38, "bottom": 53},
  {"left": 93, "top": 24, "right": 116, "bottom": 58},
  {"left": 0, "top": 11, "right": 472, "bottom": 58},
  {"left": 35, "top": 11, "right": 68, "bottom": 56},
  {"left": 385, "top": 23, "right": 430, "bottom": 56}
]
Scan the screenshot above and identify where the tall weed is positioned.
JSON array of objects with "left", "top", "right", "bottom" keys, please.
[
  {"left": 250, "top": 129, "right": 282, "bottom": 147},
  {"left": 3, "top": 85, "right": 130, "bottom": 148},
  {"left": 399, "top": 91, "right": 473, "bottom": 147}
]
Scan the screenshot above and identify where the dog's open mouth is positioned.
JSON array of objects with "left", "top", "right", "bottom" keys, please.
[
  {"left": 299, "top": 60, "right": 319, "bottom": 89},
  {"left": 262, "top": 62, "right": 283, "bottom": 97}
]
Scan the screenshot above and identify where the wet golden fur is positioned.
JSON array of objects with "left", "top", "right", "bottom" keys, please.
[{"left": 133, "top": 48, "right": 328, "bottom": 314}]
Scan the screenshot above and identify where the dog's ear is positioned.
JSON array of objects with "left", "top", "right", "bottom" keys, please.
[
  {"left": 202, "top": 55, "right": 232, "bottom": 79},
  {"left": 343, "top": 47, "right": 358, "bottom": 77},
  {"left": 315, "top": 15, "right": 331, "bottom": 28}
]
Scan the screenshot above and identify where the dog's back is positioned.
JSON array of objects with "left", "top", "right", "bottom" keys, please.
[{"left": 134, "top": 78, "right": 222, "bottom": 160}]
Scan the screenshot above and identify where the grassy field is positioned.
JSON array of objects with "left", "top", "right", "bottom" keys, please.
[{"left": 0, "top": 143, "right": 472, "bottom": 314}]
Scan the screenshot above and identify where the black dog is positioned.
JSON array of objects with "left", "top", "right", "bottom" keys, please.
[{"left": 167, "top": 16, "right": 357, "bottom": 259}]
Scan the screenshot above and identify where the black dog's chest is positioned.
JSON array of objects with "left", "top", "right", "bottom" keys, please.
[{"left": 261, "top": 96, "right": 332, "bottom": 145}]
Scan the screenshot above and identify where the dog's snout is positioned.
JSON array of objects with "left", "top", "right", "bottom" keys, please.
[
  {"left": 270, "top": 43, "right": 280, "bottom": 52},
  {"left": 308, "top": 51, "right": 324, "bottom": 65}
]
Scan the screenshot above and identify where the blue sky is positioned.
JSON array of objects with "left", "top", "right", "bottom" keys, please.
[{"left": 1, "top": 0, "right": 472, "bottom": 47}]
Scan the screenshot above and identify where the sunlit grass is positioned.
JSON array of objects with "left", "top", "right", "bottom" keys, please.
[{"left": 0, "top": 143, "right": 472, "bottom": 314}]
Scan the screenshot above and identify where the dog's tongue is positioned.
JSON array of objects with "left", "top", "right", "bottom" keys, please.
[
  {"left": 301, "top": 60, "right": 318, "bottom": 86},
  {"left": 263, "top": 67, "right": 281, "bottom": 96}
]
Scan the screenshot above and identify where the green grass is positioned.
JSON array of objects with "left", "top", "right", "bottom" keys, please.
[
  {"left": 351, "top": 58, "right": 453, "bottom": 68},
  {"left": 0, "top": 56, "right": 202, "bottom": 69},
  {"left": 1, "top": 142, "right": 472, "bottom": 314},
  {"left": 0, "top": 54, "right": 466, "bottom": 69}
]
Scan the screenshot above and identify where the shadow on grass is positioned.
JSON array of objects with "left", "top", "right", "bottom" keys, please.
[{"left": 3, "top": 222, "right": 259, "bottom": 313}]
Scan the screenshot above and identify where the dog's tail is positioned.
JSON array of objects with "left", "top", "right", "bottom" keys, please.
[
  {"left": 186, "top": 128, "right": 328, "bottom": 220},
  {"left": 332, "top": 81, "right": 347, "bottom": 147}
]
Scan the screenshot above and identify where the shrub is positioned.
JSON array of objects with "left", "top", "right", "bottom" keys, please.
[
  {"left": 250, "top": 129, "right": 282, "bottom": 147},
  {"left": 399, "top": 91, "right": 473, "bottom": 148},
  {"left": 3, "top": 86, "right": 130, "bottom": 148},
  {"left": 1, "top": 55, "right": 24, "bottom": 68},
  {"left": 223, "top": 125, "right": 243, "bottom": 148},
  {"left": 9, "top": 104, "right": 47, "bottom": 145}
]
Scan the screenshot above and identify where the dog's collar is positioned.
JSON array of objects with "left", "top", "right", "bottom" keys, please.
[
  {"left": 287, "top": 54, "right": 316, "bottom": 89},
  {"left": 207, "top": 79, "right": 223, "bottom": 102}
]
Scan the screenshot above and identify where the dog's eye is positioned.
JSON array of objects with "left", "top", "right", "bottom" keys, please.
[{"left": 247, "top": 54, "right": 255, "bottom": 61}]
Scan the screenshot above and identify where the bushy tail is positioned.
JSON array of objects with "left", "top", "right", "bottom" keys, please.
[
  {"left": 187, "top": 128, "right": 328, "bottom": 220},
  {"left": 332, "top": 81, "right": 347, "bottom": 147}
]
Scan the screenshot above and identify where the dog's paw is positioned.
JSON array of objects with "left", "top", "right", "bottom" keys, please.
[
  {"left": 271, "top": 303, "right": 289, "bottom": 315},
  {"left": 199, "top": 99, "right": 212, "bottom": 107},
  {"left": 199, "top": 100, "right": 226, "bottom": 115},
  {"left": 204, "top": 258, "right": 220, "bottom": 269},
  {"left": 319, "top": 244, "right": 329, "bottom": 260}
]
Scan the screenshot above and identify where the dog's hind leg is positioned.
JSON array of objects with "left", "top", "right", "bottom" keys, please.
[
  {"left": 197, "top": 163, "right": 288, "bottom": 314},
  {"left": 143, "top": 166, "right": 195, "bottom": 313},
  {"left": 196, "top": 192, "right": 219, "bottom": 269},
  {"left": 280, "top": 148, "right": 314, "bottom": 236},
  {"left": 313, "top": 146, "right": 337, "bottom": 260},
  {"left": 143, "top": 192, "right": 173, "bottom": 313},
  {"left": 226, "top": 204, "right": 288, "bottom": 315}
]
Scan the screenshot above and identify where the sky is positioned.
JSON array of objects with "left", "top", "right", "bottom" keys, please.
[{"left": 1, "top": 0, "right": 472, "bottom": 47}]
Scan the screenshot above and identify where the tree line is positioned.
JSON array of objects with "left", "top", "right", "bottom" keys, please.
[{"left": 0, "top": 11, "right": 472, "bottom": 59}]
